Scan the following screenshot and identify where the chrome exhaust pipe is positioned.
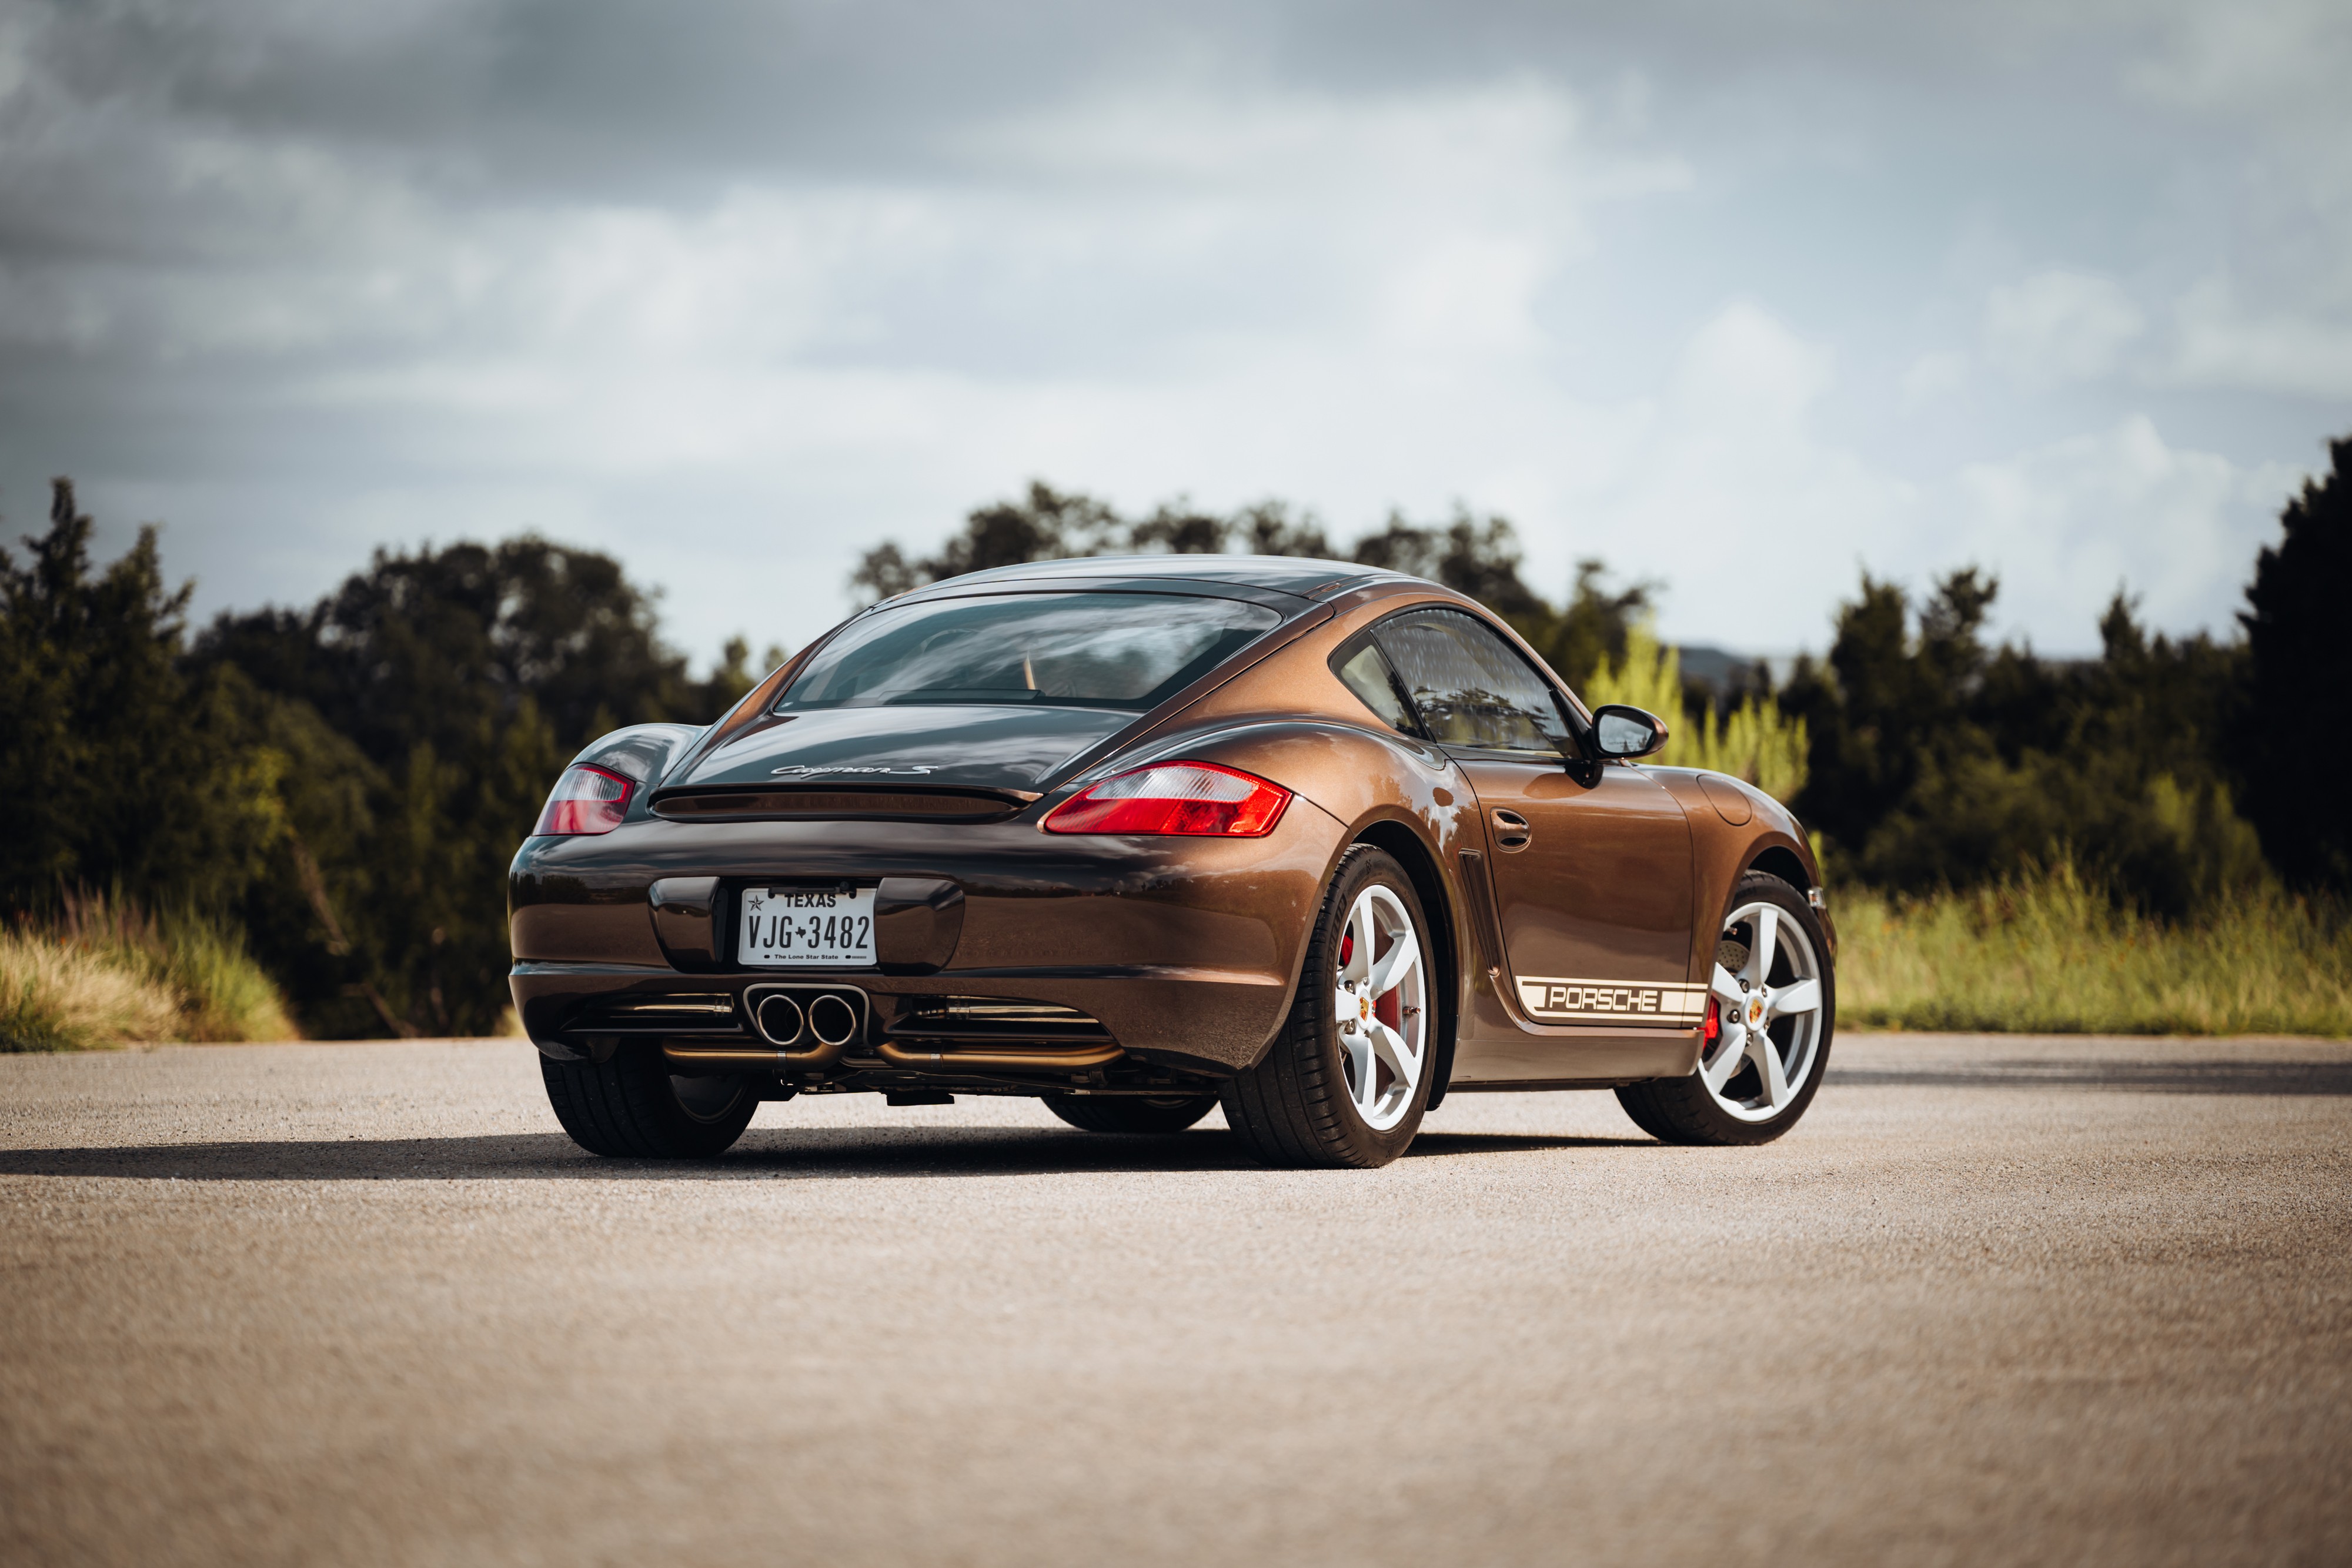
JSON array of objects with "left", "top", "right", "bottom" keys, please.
[
  {"left": 752, "top": 992, "right": 805, "bottom": 1047},
  {"left": 807, "top": 994, "right": 860, "bottom": 1048}
]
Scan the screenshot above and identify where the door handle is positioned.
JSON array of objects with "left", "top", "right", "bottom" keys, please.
[{"left": 1491, "top": 808, "right": 1532, "bottom": 852}]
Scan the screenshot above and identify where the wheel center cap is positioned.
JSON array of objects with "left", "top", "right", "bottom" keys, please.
[
  {"left": 1746, "top": 994, "right": 1766, "bottom": 1028},
  {"left": 1359, "top": 995, "right": 1372, "bottom": 1021}
]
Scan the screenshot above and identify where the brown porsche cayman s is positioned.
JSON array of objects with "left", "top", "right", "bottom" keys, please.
[{"left": 510, "top": 555, "right": 1835, "bottom": 1168}]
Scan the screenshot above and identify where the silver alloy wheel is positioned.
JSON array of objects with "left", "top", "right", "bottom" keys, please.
[
  {"left": 1329, "top": 883, "right": 1428, "bottom": 1132},
  {"left": 1698, "top": 900, "right": 1826, "bottom": 1123}
]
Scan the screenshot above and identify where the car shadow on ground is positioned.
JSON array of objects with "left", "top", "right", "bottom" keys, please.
[
  {"left": 1828, "top": 1058, "right": 2352, "bottom": 1095},
  {"left": 0, "top": 1126, "right": 1646, "bottom": 1183},
  {"left": 11, "top": 1059, "right": 2336, "bottom": 1184}
]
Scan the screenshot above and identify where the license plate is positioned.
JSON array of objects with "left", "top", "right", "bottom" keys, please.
[{"left": 737, "top": 886, "right": 877, "bottom": 968}]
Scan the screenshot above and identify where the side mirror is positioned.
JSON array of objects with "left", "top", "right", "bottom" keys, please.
[{"left": 1590, "top": 704, "right": 1669, "bottom": 760}]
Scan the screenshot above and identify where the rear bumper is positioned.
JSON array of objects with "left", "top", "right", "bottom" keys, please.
[
  {"left": 512, "top": 961, "right": 1292, "bottom": 1076},
  {"left": 507, "top": 805, "right": 1345, "bottom": 1075}
]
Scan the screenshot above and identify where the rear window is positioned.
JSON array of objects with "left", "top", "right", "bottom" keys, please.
[{"left": 778, "top": 592, "right": 1281, "bottom": 712}]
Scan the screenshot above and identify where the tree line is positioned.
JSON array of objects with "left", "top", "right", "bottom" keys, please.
[
  {"left": 0, "top": 484, "right": 774, "bottom": 1035},
  {"left": 856, "top": 484, "right": 1666, "bottom": 698},
  {"left": 849, "top": 459, "right": 2348, "bottom": 919},
  {"left": 2, "top": 439, "right": 2343, "bottom": 1035}
]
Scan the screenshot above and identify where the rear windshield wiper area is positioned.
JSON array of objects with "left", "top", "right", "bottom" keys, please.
[
  {"left": 874, "top": 690, "right": 1135, "bottom": 709},
  {"left": 777, "top": 691, "right": 1138, "bottom": 711}
]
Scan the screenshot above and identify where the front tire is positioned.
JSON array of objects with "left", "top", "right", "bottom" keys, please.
[
  {"left": 1616, "top": 871, "right": 1835, "bottom": 1146},
  {"left": 541, "top": 1045, "right": 759, "bottom": 1158},
  {"left": 1221, "top": 845, "right": 1436, "bottom": 1169},
  {"left": 1045, "top": 1092, "right": 1220, "bottom": 1134}
]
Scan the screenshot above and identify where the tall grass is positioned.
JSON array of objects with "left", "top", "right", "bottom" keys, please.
[
  {"left": 1584, "top": 622, "right": 1810, "bottom": 802},
  {"left": 1836, "top": 862, "right": 2352, "bottom": 1037},
  {"left": 0, "top": 892, "right": 297, "bottom": 1051}
]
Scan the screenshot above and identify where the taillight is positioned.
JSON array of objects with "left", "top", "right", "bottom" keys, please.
[
  {"left": 533, "top": 764, "right": 633, "bottom": 836},
  {"left": 1041, "top": 761, "right": 1292, "bottom": 837}
]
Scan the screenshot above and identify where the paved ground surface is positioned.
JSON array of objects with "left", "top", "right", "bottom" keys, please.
[{"left": 2, "top": 1033, "right": 2347, "bottom": 1567}]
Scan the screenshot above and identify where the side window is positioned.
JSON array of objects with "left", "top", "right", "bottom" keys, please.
[
  {"left": 1372, "top": 610, "right": 1576, "bottom": 756},
  {"left": 1332, "top": 641, "right": 1422, "bottom": 736}
]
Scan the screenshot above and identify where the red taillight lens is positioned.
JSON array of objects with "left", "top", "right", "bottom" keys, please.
[
  {"left": 1041, "top": 761, "right": 1292, "bottom": 837},
  {"left": 532, "top": 764, "right": 633, "bottom": 837}
]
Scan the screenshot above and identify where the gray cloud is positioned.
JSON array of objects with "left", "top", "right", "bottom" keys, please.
[{"left": 2, "top": 0, "right": 2347, "bottom": 661}]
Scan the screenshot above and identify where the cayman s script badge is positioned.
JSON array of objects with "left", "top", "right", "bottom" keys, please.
[{"left": 769, "top": 763, "right": 941, "bottom": 777}]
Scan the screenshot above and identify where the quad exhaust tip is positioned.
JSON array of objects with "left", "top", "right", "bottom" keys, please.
[{"left": 748, "top": 985, "right": 866, "bottom": 1049}]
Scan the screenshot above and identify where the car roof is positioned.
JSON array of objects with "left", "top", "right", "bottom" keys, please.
[{"left": 930, "top": 553, "right": 1418, "bottom": 598}]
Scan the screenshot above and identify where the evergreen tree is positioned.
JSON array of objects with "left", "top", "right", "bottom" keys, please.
[
  {"left": 1783, "top": 567, "right": 2263, "bottom": 912},
  {"left": 2239, "top": 437, "right": 2352, "bottom": 892},
  {"left": 0, "top": 480, "right": 280, "bottom": 913}
]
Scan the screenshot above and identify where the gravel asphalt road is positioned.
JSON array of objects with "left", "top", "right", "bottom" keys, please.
[{"left": 4, "top": 1032, "right": 2347, "bottom": 1567}]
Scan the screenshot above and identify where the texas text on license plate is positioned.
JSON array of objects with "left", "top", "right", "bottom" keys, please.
[{"left": 738, "top": 886, "right": 877, "bottom": 968}]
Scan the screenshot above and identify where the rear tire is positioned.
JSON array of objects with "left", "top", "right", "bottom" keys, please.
[
  {"left": 541, "top": 1044, "right": 759, "bottom": 1158},
  {"left": 1221, "top": 845, "right": 1435, "bottom": 1169},
  {"left": 1045, "top": 1093, "right": 1220, "bottom": 1134},
  {"left": 1615, "top": 871, "right": 1834, "bottom": 1146}
]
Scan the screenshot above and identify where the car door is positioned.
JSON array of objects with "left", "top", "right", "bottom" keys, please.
[{"left": 1367, "top": 608, "right": 1699, "bottom": 1029}]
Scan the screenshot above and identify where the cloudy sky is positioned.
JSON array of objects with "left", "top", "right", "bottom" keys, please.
[{"left": 3, "top": 1, "right": 2347, "bottom": 667}]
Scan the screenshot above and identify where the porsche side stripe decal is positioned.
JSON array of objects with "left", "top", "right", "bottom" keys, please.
[{"left": 1515, "top": 977, "right": 1708, "bottom": 1025}]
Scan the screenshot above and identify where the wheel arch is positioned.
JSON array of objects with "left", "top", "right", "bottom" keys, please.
[
  {"left": 1745, "top": 843, "right": 1812, "bottom": 895},
  {"left": 1034, "top": 714, "right": 1473, "bottom": 1087},
  {"left": 1351, "top": 815, "right": 1461, "bottom": 1110}
]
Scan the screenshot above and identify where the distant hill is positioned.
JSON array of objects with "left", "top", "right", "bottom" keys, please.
[{"left": 1671, "top": 643, "right": 1773, "bottom": 710}]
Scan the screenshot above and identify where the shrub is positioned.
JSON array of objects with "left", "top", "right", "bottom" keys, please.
[
  {"left": 1584, "top": 621, "right": 1809, "bottom": 802},
  {"left": 0, "top": 930, "right": 179, "bottom": 1051},
  {"left": 0, "top": 892, "right": 296, "bottom": 1051}
]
